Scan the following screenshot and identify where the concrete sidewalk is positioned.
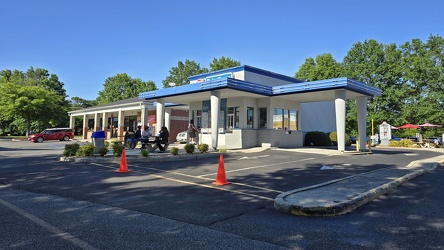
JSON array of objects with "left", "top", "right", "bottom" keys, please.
[{"left": 274, "top": 154, "right": 444, "bottom": 216}]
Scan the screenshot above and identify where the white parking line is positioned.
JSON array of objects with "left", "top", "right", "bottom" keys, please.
[
  {"left": 0, "top": 198, "right": 98, "bottom": 250},
  {"left": 199, "top": 157, "right": 316, "bottom": 176},
  {"left": 90, "top": 163, "right": 277, "bottom": 201}
]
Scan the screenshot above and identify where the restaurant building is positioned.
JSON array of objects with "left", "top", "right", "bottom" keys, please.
[{"left": 138, "top": 65, "right": 381, "bottom": 151}]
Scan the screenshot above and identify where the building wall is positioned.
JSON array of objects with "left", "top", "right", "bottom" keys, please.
[
  {"left": 300, "top": 101, "right": 336, "bottom": 133},
  {"left": 244, "top": 71, "right": 295, "bottom": 87}
]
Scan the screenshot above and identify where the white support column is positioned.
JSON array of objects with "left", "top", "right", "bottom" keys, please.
[
  {"left": 82, "top": 114, "right": 87, "bottom": 139},
  {"left": 335, "top": 90, "right": 346, "bottom": 151},
  {"left": 165, "top": 108, "right": 171, "bottom": 131},
  {"left": 102, "top": 111, "right": 106, "bottom": 130},
  {"left": 140, "top": 104, "right": 148, "bottom": 127},
  {"left": 356, "top": 96, "right": 367, "bottom": 151},
  {"left": 118, "top": 109, "right": 123, "bottom": 138},
  {"left": 156, "top": 99, "right": 165, "bottom": 135},
  {"left": 69, "top": 114, "right": 74, "bottom": 131},
  {"left": 94, "top": 113, "right": 98, "bottom": 132},
  {"left": 211, "top": 91, "right": 220, "bottom": 150}
]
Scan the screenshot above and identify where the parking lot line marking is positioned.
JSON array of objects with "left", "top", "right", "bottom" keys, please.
[
  {"left": 199, "top": 157, "right": 316, "bottom": 177},
  {"left": 140, "top": 166, "right": 284, "bottom": 193},
  {"left": 0, "top": 197, "right": 98, "bottom": 250},
  {"left": 90, "top": 163, "right": 276, "bottom": 201}
]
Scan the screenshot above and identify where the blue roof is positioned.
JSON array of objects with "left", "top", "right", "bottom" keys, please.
[
  {"left": 189, "top": 65, "right": 304, "bottom": 84},
  {"left": 139, "top": 77, "right": 381, "bottom": 101},
  {"left": 139, "top": 65, "right": 381, "bottom": 102}
]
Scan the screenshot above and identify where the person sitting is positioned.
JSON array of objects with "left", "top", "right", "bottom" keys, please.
[
  {"left": 135, "top": 125, "right": 142, "bottom": 144},
  {"left": 124, "top": 127, "right": 137, "bottom": 149},
  {"left": 156, "top": 126, "right": 169, "bottom": 153},
  {"left": 140, "top": 125, "right": 151, "bottom": 150}
]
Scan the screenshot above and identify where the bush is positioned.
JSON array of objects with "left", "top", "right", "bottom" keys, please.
[
  {"left": 218, "top": 149, "right": 227, "bottom": 153},
  {"left": 329, "top": 131, "right": 352, "bottom": 146},
  {"left": 198, "top": 144, "right": 209, "bottom": 153},
  {"left": 63, "top": 143, "right": 80, "bottom": 156},
  {"left": 112, "top": 143, "right": 124, "bottom": 156},
  {"left": 170, "top": 147, "right": 179, "bottom": 155},
  {"left": 389, "top": 139, "right": 414, "bottom": 147},
  {"left": 141, "top": 149, "right": 149, "bottom": 157},
  {"left": 184, "top": 143, "right": 195, "bottom": 154},
  {"left": 98, "top": 146, "right": 109, "bottom": 156},
  {"left": 78, "top": 144, "right": 95, "bottom": 157},
  {"left": 104, "top": 140, "right": 110, "bottom": 148},
  {"left": 304, "top": 131, "right": 332, "bottom": 146}
]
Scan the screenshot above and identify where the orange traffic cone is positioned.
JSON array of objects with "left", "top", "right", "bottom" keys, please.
[
  {"left": 116, "top": 149, "right": 131, "bottom": 173},
  {"left": 212, "top": 154, "right": 230, "bottom": 186}
]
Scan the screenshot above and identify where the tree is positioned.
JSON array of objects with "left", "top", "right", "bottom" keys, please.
[
  {"left": 399, "top": 35, "right": 444, "bottom": 125},
  {"left": 69, "top": 97, "right": 98, "bottom": 111},
  {"left": 0, "top": 67, "right": 70, "bottom": 136},
  {"left": 0, "top": 82, "right": 63, "bottom": 136},
  {"left": 96, "top": 73, "right": 157, "bottom": 104},
  {"left": 295, "top": 53, "right": 343, "bottom": 81},
  {"left": 162, "top": 60, "right": 208, "bottom": 88},
  {"left": 209, "top": 56, "right": 240, "bottom": 72}
]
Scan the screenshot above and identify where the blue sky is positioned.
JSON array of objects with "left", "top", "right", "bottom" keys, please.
[{"left": 1, "top": 0, "right": 443, "bottom": 100}]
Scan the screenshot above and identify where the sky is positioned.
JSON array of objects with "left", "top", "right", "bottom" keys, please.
[{"left": 1, "top": 0, "right": 443, "bottom": 100}]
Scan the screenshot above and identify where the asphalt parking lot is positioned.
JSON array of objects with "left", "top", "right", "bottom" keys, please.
[{"left": 1, "top": 139, "right": 444, "bottom": 249}]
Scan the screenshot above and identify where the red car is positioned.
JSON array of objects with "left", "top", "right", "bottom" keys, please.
[{"left": 29, "top": 128, "right": 74, "bottom": 143}]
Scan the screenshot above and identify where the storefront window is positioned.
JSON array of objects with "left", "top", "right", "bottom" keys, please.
[
  {"left": 227, "top": 107, "right": 240, "bottom": 129},
  {"left": 259, "top": 108, "right": 267, "bottom": 129},
  {"left": 124, "top": 116, "right": 137, "bottom": 131},
  {"left": 247, "top": 107, "right": 254, "bottom": 128},
  {"left": 273, "top": 108, "right": 298, "bottom": 130}
]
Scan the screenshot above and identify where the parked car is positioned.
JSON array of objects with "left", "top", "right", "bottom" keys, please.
[
  {"left": 176, "top": 131, "right": 187, "bottom": 143},
  {"left": 28, "top": 128, "right": 74, "bottom": 143}
]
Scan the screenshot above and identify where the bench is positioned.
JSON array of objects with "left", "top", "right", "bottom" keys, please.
[{"left": 140, "top": 139, "right": 169, "bottom": 153}]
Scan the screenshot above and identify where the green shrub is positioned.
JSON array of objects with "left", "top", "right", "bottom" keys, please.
[
  {"left": 170, "top": 147, "right": 179, "bottom": 155},
  {"left": 198, "top": 144, "right": 209, "bottom": 153},
  {"left": 329, "top": 131, "right": 352, "bottom": 146},
  {"left": 218, "top": 149, "right": 227, "bottom": 153},
  {"left": 98, "top": 146, "right": 109, "bottom": 156},
  {"left": 104, "top": 140, "right": 110, "bottom": 148},
  {"left": 389, "top": 139, "right": 414, "bottom": 147},
  {"left": 63, "top": 143, "right": 80, "bottom": 156},
  {"left": 78, "top": 144, "right": 95, "bottom": 157},
  {"left": 184, "top": 143, "right": 195, "bottom": 154},
  {"left": 112, "top": 143, "right": 124, "bottom": 156},
  {"left": 304, "top": 131, "right": 332, "bottom": 146},
  {"left": 141, "top": 149, "right": 149, "bottom": 157}
]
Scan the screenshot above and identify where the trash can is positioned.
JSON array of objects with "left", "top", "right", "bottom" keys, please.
[{"left": 91, "top": 130, "right": 106, "bottom": 154}]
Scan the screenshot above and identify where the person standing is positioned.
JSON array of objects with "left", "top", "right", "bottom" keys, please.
[{"left": 187, "top": 119, "right": 199, "bottom": 144}]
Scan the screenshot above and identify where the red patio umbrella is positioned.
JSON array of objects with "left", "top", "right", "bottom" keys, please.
[{"left": 398, "top": 124, "right": 420, "bottom": 129}]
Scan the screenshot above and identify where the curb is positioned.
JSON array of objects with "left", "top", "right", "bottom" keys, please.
[
  {"left": 59, "top": 152, "right": 220, "bottom": 163},
  {"left": 274, "top": 162, "right": 439, "bottom": 216}
]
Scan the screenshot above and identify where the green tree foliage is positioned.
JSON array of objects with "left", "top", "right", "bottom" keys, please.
[
  {"left": 399, "top": 35, "right": 444, "bottom": 125},
  {"left": 209, "top": 56, "right": 241, "bottom": 72},
  {"left": 162, "top": 60, "right": 209, "bottom": 88},
  {"left": 97, "top": 73, "right": 157, "bottom": 104},
  {"left": 295, "top": 53, "right": 343, "bottom": 81},
  {"left": 0, "top": 67, "right": 69, "bottom": 136},
  {"left": 342, "top": 40, "right": 407, "bottom": 131},
  {"left": 0, "top": 81, "right": 63, "bottom": 136},
  {"left": 295, "top": 35, "right": 444, "bottom": 136},
  {"left": 69, "top": 97, "right": 98, "bottom": 111}
]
